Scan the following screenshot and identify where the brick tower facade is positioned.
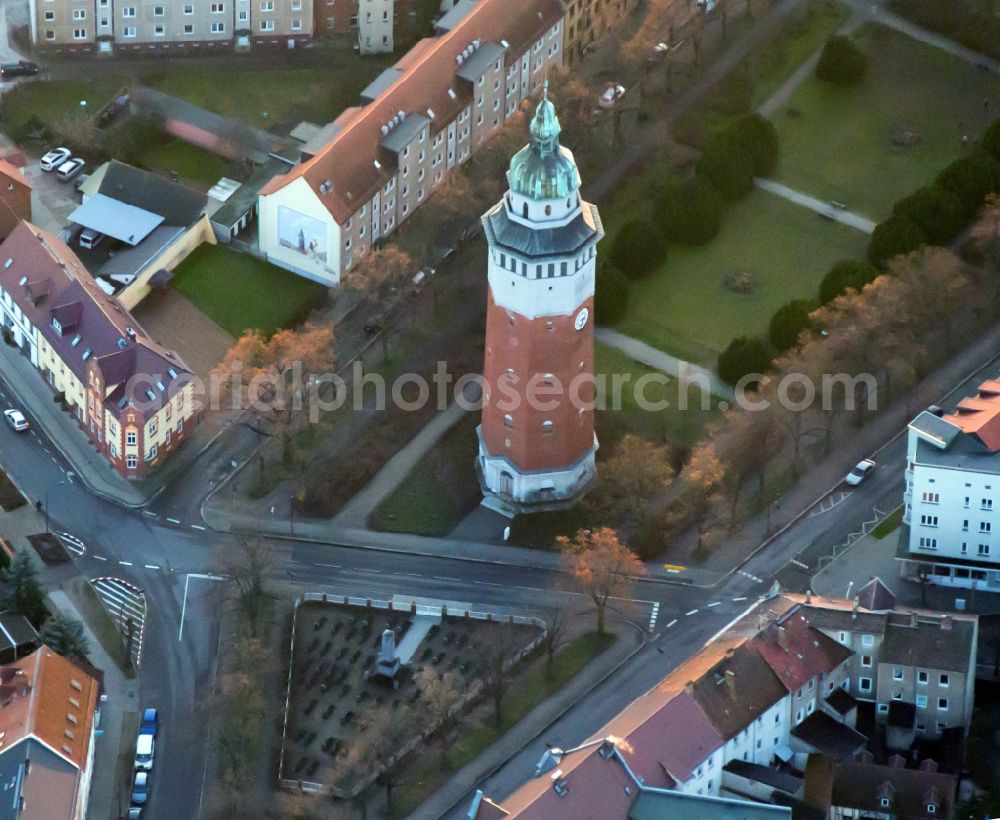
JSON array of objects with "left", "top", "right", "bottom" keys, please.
[{"left": 477, "top": 87, "right": 603, "bottom": 515}]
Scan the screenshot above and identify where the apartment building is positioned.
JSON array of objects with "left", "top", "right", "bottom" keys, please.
[
  {"left": 901, "top": 389, "right": 1000, "bottom": 591},
  {"left": 258, "top": 0, "right": 565, "bottom": 285},
  {"left": 0, "top": 158, "right": 32, "bottom": 242},
  {"left": 472, "top": 584, "right": 976, "bottom": 818},
  {"left": 562, "top": 0, "right": 634, "bottom": 64},
  {"left": 28, "top": 0, "right": 313, "bottom": 52},
  {"left": 0, "top": 646, "right": 102, "bottom": 820},
  {"left": 357, "top": 0, "right": 393, "bottom": 53},
  {"left": 0, "top": 222, "right": 199, "bottom": 479}
]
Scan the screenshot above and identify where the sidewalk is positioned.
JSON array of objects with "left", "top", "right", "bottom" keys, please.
[
  {"left": 47, "top": 587, "right": 138, "bottom": 820},
  {"left": 754, "top": 178, "right": 876, "bottom": 233},
  {"left": 405, "top": 618, "right": 644, "bottom": 820},
  {"left": 594, "top": 327, "right": 734, "bottom": 399},
  {"left": 333, "top": 400, "right": 470, "bottom": 528}
]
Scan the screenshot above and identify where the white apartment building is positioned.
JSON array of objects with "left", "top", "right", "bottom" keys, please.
[
  {"left": 901, "top": 386, "right": 1000, "bottom": 591},
  {"left": 28, "top": 0, "right": 313, "bottom": 52}
]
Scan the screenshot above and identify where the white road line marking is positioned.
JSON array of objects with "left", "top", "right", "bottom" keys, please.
[
  {"left": 314, "top": 563, "right": 341, "bottom": 569},
  {"left": 190, "top": 524, "right": 206, "bottom": 531},
  {"left": 356, "top": 568, "right": 381, "bottom": 574},
  {"left": 49, "top": 456, "right": 57, "bottom": 464},
  {"left": 119, "top": 560, "right": 133, "bottom": 566},
  {"left": 166, "top": 517, "right": 181, "bottom": 524},
  {"left": 142, "top": 511, "right": 157, "bottom": 517},
  {"left": 144, "top": 564, "right": 160, "bottom": 570},
  {"left": 474, "top": 580, "right": 502, "bottom": 586},
  {"left": 707, "top": 601, "right": 721, "bottom": 608},
  {"left": 434, "top": 576, "right": 461, "bottom": 582},
  {"left": 685, "top": 609, "right": 698, "bottom": 616},
  {"left": 517, "top": 586, "right": 545, "bottom": 592},
  {"left": 733, "top": 596, "right": 747, "bottom": 602},
  {"left": 93, "top": 555, "right": 108, "bottom": 561},
  {"left": 666, "top": 619, "right": 678, "bottom": 628}
]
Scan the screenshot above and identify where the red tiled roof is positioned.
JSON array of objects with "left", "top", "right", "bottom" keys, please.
[
  {"left": 0, "top": 156, "right": 31, "bottom": 191},
  {"left": 944, "top": 378, "right": 1000, "bottom": 451},
  {"left": 260, "top": 0, "right": 564, "bottom": 223},
  {"left": 497, "top": 745, "right": 637, "bottom": 819},
  {"left": 747, "top": 609, "right": 853, "bottom": 692}
]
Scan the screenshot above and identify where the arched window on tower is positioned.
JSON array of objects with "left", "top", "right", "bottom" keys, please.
[
  {"left": 542, "top": 419, "right": 553, "bottom": 434},
  {"left": 522, "top": 202, "right": 528, "bottom": 218},
  {"left": 504, "top": 414, "right": 514, "bottom": 428},
  {"left": 544, "top": 204, "right": 551, "bottom": 216}
]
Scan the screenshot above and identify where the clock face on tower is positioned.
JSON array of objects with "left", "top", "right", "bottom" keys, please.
[{"left": 574, "top": 307, "right": 589, "bottom": 331}]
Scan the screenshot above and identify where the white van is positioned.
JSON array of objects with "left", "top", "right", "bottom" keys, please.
[
  {"left": 134, "top": 733, "right": 155, "bottom": 770},
  {"left": 79, "top": 229, "right": 104, "bottom": 250}
]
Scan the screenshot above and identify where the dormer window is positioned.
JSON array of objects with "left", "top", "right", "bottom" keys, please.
[
  {"left": 3, "top": 259, "right": 11, "bottom": 269},
  {"left": 70, "top": 335, "right": 81, "bottom": 348},
  {"left": 17, "top": 276, "right": 26, "bottom": 286},
  {"left": 927, "top": 804, "right": 936, "bottom": 814},
  {"left": 117, "top": 338, "right": 127, "bottom": 349},
  {"left": 51, "top": 317, "right": 62, "bottom": 335},
  {"left": 880, "top": 797, "right": 891, "bottom": 808},
  {"left": 81, "top": 348, "right": 91, "bottom": 361}
]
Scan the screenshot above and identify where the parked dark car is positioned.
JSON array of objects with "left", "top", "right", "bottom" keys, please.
[{"left": 1, "top": 61, "right": 40, "bottom": 78}]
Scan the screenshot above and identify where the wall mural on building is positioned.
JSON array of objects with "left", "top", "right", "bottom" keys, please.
[{"left": 277, "top": 206, "right": 327, "bottom": 263}]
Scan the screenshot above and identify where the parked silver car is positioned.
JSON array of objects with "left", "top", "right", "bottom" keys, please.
[{"left": 39, "top": 147, "right": 71, "bottom": 172}]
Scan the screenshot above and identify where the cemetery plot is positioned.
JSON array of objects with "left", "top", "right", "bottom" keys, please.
[{"left": 279, "top": 601, "right": 540, "bottom": 794}]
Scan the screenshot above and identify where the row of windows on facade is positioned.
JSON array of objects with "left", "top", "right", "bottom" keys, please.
[
  {"left": 921, "top": 490, "right": 993, "bottom": 509},
  {"left": 50, "top": 19, "right": 300, "bottom": 38},
  {"left": 44, "top": 0, "right": 302, "bottom": 15},
  {"left": 920, "top": 514, "right": 995, "bottom": 533},
  {"left": 918, "top": 536, "right": 993, "bottom": 555},
  {"left": 111, "top": 417, "right": 184, "bottom": 468},
  {"left": 495, "top": 246, "right": 595, "bottom": 280}
]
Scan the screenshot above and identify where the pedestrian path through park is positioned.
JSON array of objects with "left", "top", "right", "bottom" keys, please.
[{"left": 754, "top": 178, "right": 877, "bottom": 233}]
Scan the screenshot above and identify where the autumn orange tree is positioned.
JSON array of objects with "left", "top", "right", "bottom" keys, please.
[
  {"left": 586, "top": 434, "right": 673, "bottom": 532},
  {"left": 559, "top": 527, "right": 645, "bottom": 635},
  {"left": 343, "top": 245, "right": 414, "bottom": 360},
  {"left": 680, "top": 439, "right": 726, "bottom": 550},
  {"left": 214, "top": 323, "right": 335, "bottom": 464}
]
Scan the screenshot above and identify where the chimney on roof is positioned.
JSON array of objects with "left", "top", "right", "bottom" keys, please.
[
  {"left": 724, "top": 669, "right": 736, "bottom": 695},
  {"left": 940, "top": 615, "right": 952, "bottom": 631},
  {"left": 909, "top": 611, "right": 918, "bottom": 628},
  {"left": 684, "top": 681, "right": 695, "bottom": 697},
  {"left": 777, "top": 625, "right": 790, "bottom": 650},
  {"left": 126, "top": 327, "right": 136, "bottom": 339},
  {"left": 927, "top": 405, "right": 944, "bottom": 417},
  {"left": 861, "top": 750, "right": 876, "bottom": 765},
  {"left": 888, "top": 754, "right": 906, "bottom": 769},
  {"left": 805, "top": 589, "right": 812, "bottom": 604},
  {"left": 852, "top": 598, "right": 859, "bottom": 619},
  {"left": 919, "top": 759, "right": 939, "bottom": 773}
]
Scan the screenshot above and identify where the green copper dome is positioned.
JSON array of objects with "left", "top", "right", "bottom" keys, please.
[{"left": 507, "top": 85, "right": 580, "bottom": 202}]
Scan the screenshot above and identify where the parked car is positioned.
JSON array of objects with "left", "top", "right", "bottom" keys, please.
[
  {"left": 79, "top": 228, "right": 104, "bottom": 250},
  {"left": 56, "top": 157, "right": 85, "bottom": 182},
  {"left": 1, "top": 61, "right": 39, "bottom": 79},
  {"left": 598, "top": 83, "right": 626, "bottom": 109},
  {"left": 3, "top": 409, "right": 28, "bottom": 432},
  {"left": 653, "top": 42, "right": 670, "bottom": 56},
  {"left": 134, "top": 733, "right": 155, "bottom": 771},
  {"left": 131, "top": 770, "right": 149, "bottom": 805},
  {"left": 126, "top": 808, "right": 143, "bottom": 820},
  {"left": 696, "top": 0, "right": 716, "bottom": 10},
  {"left": 844, "top": 459, "right": 876, "bottom": 486},
  {"left": 39, "top": 147, "right": 71, "bottom": 172},
  {"left": 364, "top": 315, "right": 381, "bottom": 335},
  {"left": 139, "top": 708, "right": 158, "bottom": 737}
]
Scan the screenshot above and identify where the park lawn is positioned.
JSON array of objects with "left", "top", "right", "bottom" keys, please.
[
  {"left": 594, "top": 344, "right": 722, "bottom": 446},
  {"left": 142, "top": 139, "right": 233, "bottom": 186},
  {"left": 2, "top": 76, "right": 127, "bottom": 140},
  {"left": 147, "top": 54, "right": 394, "bottom": 127},
  {"left": 390, "top": 632, "right": 616, "bottom": 818},
  {"left": 772, "top": 24, "right": 1000, "bottom": 220},
  {"left": 369, "top": 414, "right": 481, "bottom": 536},
  {"left": 171, "top": 244, "right": 326, "bottom": 337},
  {"left": 611, "top": 187, "right": 868, "bottom": 364}
]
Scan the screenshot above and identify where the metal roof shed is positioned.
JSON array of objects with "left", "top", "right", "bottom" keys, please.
[{"left": 68, "top": 193, "right": 164, "bottom": 246}]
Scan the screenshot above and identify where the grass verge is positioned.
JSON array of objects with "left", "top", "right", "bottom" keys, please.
[
  {"left": 171, "top": 243, "right": 326, "bottom": 337},
  {"left": 369, "top": 413, "right": 480, "bottom": 536},
  {"left": 872, "top": 506, "right": 903, "bottom": 539},
  {"left": 390, "top": 631, "right": 616, "bottom": 818}
]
